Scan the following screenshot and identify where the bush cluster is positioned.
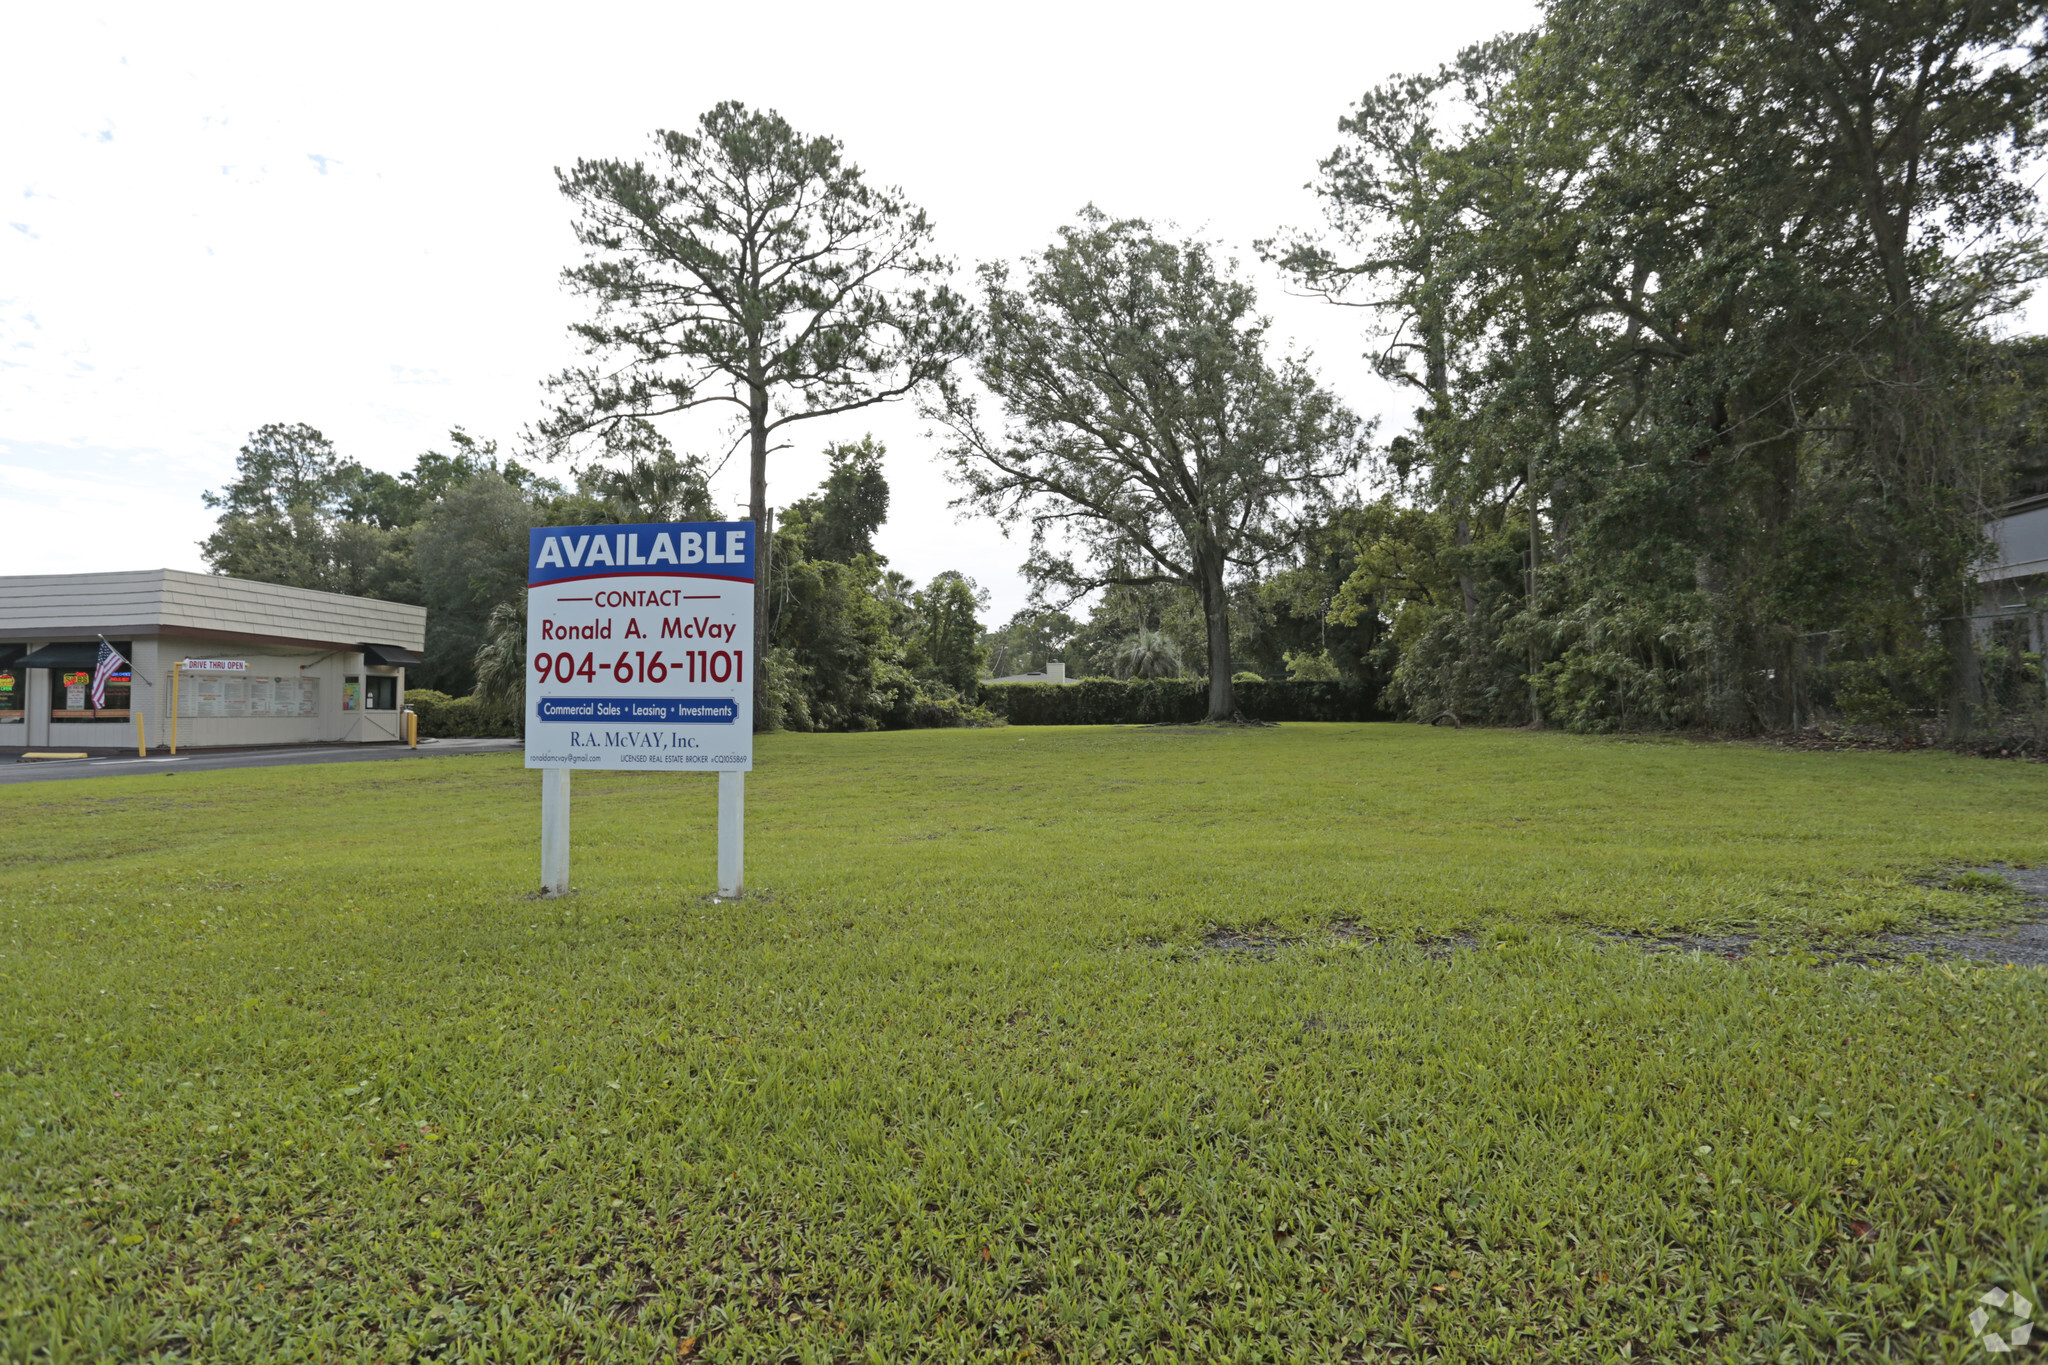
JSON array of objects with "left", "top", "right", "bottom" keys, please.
[
  {"left": 760, "top": 647, "right": 1002, "bottom": 732},
  {"left": 405, "top": 689, "right": 522, "bottom": 739},
  {"left": 979, "top": 677, "right": 1387, "bottom": 725}
]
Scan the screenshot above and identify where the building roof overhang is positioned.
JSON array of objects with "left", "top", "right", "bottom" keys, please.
[{"left": 0, "top": 570, "right": 426, "bottom": 653}]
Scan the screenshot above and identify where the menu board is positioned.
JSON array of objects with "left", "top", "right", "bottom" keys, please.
[
  {"left": 64, "top": 671, "right": 89, "bottom": 709},
  {"left": 177, "top": 674, "right": 319, "bottom": 718}
]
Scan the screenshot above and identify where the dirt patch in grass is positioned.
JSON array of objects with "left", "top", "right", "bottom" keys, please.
[
  {"left": 1600, "top": 930, "right": 1760, "bottom": 960},
  {"left": 1867, "top": 864, "right": 2048, "bottom": 966},
  {"left": 1961, "top": 862, "right": 2048, "bottom": 898},
  {"left": 1603, "top": 865, "right": 2048, "bottom": 968},
  {"left": 1867, "top": 921, "right": 2048, "bottom": 967},
  {"left": 1865, "top": 863, "right": 2048, "bottom": 967},
  {"left": 1199, "top": 924, "right": 1295, "bottom": 958},
  {"left": 1413, "top": 932, "right": 1479, "bottom": 959}
]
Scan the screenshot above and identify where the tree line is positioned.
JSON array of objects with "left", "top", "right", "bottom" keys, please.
[
  {"left": 200, "top": 421, "right": 995, "bottom": 730},
  {"left": 201, "top": 419, "right": 714, "bottom": 697},
  {"left": 205, "top": 0, "right": 2048, "bottom": 735},
  {"left": 1261, "top": 0, "right": 2048, "bottom": 738}
]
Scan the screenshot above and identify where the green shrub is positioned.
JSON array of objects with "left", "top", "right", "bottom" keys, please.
[
  {"left": 1283, "top": 649, "right": 1341, "bottom": 682},
  {"left": 758, "top": 647, "right": 815, "bottom": 733},
  {"left": 405, "top": 689, "right": 521, "bottom": 739},
  {"left": 980, "top": 678, "right": 1199, "bottom": 725},
  {"left": 1235, "top": 678, "right": 1390, "bottom": 722},
  {"left": 979, "top": 678, "right": 1388, "bottom": 725},
  {"left": 758, "top": 653, "right": 1001, "bottom": 732},
  {"left": 890, "top": 691, "right": 1006, "bottom": 730},
  {"left": 1826, "top": 656, "right": 1928, "bottom": 736}
]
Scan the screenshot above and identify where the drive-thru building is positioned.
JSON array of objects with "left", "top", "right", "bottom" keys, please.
[{"left": 0, "top": 570, "right": 426, "bottom": 751}]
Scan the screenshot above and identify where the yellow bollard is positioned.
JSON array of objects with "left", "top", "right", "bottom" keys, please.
[
  {"left": 406, "top": 710, "right": 418, "bottom": 748},
  {"left": 134, "top": 708, "right": 145, "bottom": 757}
]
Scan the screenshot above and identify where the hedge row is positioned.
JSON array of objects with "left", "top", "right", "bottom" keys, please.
[
  {"left": 404, "top": 689, "right": 522, "bottom": 739},
  {"left": 401, "top": 679, "right": 1384, "bottom": 736},
  {"left": 978, "top": 677, "right": 1389, "bottom": 725}
]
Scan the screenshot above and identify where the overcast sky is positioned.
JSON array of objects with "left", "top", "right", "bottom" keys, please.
[{"left": 1, "top": 2, "right": 1545, "bottom": 618}]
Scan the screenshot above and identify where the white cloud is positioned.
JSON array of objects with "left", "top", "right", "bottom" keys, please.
[{"left": 0, "top": 0, "right": 1557, "bottom": 609}]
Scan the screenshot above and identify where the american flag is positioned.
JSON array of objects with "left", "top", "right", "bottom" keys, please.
[{"left": 91, "top": 639, "right": 128, "bottom": 710}]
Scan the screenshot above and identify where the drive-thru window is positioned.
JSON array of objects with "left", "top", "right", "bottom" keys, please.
[{"left": 0, "top": 570, "right": 426, "bottom": 751}]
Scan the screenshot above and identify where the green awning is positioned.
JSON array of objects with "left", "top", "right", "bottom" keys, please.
[
  {"left": 362, "top": 644, "right": 421, "bottom": 667},
  {"left": 16, "top": 642, "right": 102, "bottom": 670},
  {"left": 0, "top": 645, "right": 25, "bottom": 670}
]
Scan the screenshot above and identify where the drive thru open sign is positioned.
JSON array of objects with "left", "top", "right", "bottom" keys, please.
[{"left": 525, "top": 521, "right": 756, "bottom": 895}]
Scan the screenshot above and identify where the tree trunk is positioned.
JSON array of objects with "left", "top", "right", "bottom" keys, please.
[
  {"left": 1198, "top": 553, "right": 1236, "bottom": 723},
  {"left": 1942, "top": 611, "right": 1982, "bottom": 743},
  {"left": 749, "top": 380, "right": 771, "bottom": 731},
  {"left": 1433, "top": 283, "right": 1480, "bottom": 625},
  {"left": 1525, "top": 452, "right": 1544, "bottom": 729},
  {"left": 1455, "top": 514, "right": 1477, "bottom": 623},
  {"left": 1694, "top": 549, "right": 1736, "bottom": 730}
]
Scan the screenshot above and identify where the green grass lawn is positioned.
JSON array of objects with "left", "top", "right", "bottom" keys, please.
[{"left": 2, "top": 724, "right": 2045, "bottom": 1362}]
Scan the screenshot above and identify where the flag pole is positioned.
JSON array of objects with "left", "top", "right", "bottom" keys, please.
[{"left": 96, "top": 636, "right": 149, "bottom": 686}]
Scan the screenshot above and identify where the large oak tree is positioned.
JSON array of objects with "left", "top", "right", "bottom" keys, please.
[{"left": 940, "top": 210, "right": 1360, "bottom": 722}]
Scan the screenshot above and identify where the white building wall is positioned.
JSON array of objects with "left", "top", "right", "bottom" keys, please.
[
  {"left": 130, "top": 636, "right": 162, "bottom": 750},
  {"left": 160, "top": 640, "right": 359, "bottom": 749},
  {"left": 1987, "top": 506, "right": 2048, "bottom": 584},
  {"left": 23, "top": 666, "right": 49, "bottom": 749}
]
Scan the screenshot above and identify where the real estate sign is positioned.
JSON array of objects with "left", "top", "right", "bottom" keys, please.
[{"left": 524, "top": 521, "right": 755, "bottom": 772}]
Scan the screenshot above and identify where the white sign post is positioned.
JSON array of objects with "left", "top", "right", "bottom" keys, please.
[{"left": 524, "top": 521, "right": 756, "bottom": 898}]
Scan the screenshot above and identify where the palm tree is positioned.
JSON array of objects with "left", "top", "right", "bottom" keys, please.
[
  {"left": 472, "top": 599, "right": 526, "bottom": 705},
  {"left": 1113, "top": 629, "right": 1183, "bottom": 680}
]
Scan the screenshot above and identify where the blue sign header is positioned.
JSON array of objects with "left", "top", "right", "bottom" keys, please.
[{"left": 528, "top": 521, "right": 756, "bottom": 587}]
